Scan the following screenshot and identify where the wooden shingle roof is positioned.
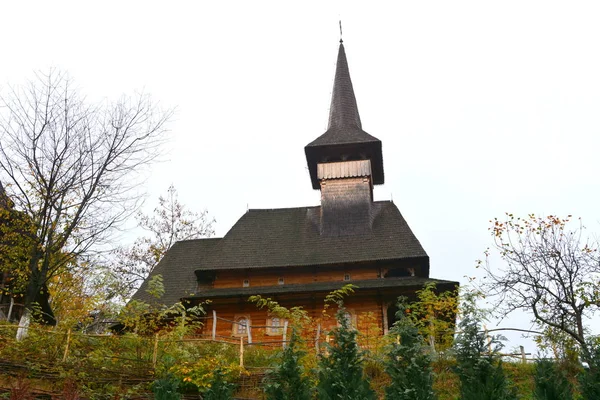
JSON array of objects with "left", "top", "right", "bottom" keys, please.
[
  {"left": 132, "top": 238, "right": 221, "bottom": 306},
  {"left": 198, "top": 200, "right": 427, "bottom": 270},
  {"left": 305, "top": 43, "right": 384, "bottom": 189},
  {"left": 132, "top": 201, "right": 430, "bottom": 305}
]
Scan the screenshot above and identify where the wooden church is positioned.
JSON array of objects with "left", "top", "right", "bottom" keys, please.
[{"left": 132, "top": 41, "right": 458, "bottom": 340}]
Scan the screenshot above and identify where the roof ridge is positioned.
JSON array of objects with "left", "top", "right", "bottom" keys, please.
[{"left": 247, "top": 205, "right": 320, "bottom": 212}]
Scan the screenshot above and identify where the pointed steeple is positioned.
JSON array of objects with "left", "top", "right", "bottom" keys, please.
[
  {"left": 327, "top": 43, "right": 363, "bottom": 131},
  {"left": 305, "top": 43, "right": 384, "bottom": 190}
]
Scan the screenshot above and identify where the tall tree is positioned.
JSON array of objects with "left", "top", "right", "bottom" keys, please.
[
  {"left": 317, "top": 306, "right": 376, "bottom": 400},
  {"left": 453, "top": 293, "right": 517, "bottom": 400},
  {"left": 482, "top": 214, "right": 600, "bottom": 364},
  {"left": 385, "top": 298, "right": 436, "bottom": 400},
  {"left": 0, "top": 70, "right": 171, "bottom": 328},
  {"left": 112, "top": 185, "right": 214, "bottom": 299}
]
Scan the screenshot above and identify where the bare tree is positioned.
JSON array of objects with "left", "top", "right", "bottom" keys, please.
[
  {"left": 111, "top": 185, "right": 214, "bottom": 300},
  {"left": 0, "top": 70, "right": 172, "bottom": 330},
  {"left": 482, "top": 214, "right": 600, "bottom": 364}
]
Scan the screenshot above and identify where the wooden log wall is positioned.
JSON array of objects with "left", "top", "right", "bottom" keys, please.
[
  {"left": 214, "top": 265, "right": 379, "bottom": 289},
  {"left": 201, "top": 295, "right": 384, "bottom": 345}
]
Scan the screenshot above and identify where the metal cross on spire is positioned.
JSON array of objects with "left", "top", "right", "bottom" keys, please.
[{"left": 339, "top": 20, "right": 343, "bottom": 43}]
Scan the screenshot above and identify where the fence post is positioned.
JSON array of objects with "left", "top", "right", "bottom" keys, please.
[
  {"left": 520, "top": 345, "right": 526, "bottom": 364},
  {"left": 62, "top": 329, "right": 71, "bottom": 362},
  {"left": 7, "top": 298, "right": 14, "bottom": 321},
  {"left": 239, "top": 336, "right": 244, "bottom": 368},
  {"left": 315, "top": 323, "right": 321, "bottom": 354},
  {"left": 212, "top": 310, "right": 217, "bottom": 340},
  {"left": 282, "top": 320, "right": 288, "bottom": 349},
  {"left": 484, "top": 325, "right": 492, "bottom": 353},
  {"left": 153, "top": 333, "right": 159, "bottom": 368}
]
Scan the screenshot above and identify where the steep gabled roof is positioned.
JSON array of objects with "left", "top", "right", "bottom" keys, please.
[
  {"left": 305, "top": 43, "right": 384, "bottom": 189},
  {"left": 131, "top": 238, "right": 221, "bottom": 306}
]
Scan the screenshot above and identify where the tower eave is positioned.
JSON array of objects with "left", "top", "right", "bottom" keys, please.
[{"left": 305, "top": 141, "right": 384, "bottom": 190}]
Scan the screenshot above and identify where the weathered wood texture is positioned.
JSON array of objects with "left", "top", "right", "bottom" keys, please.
[
  {"left": 201, "top": 295, "right": 385, "bottom": 344},
  {"left": 317, "top": 160, "right": 372, "bottom": 180},
  {"left": 213, "top": 265, "right": 380, "bottom": 289}
]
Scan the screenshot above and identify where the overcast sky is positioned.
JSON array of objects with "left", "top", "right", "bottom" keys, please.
[{"left": 2, "top": 1, "right": 600, "bottom": 351}]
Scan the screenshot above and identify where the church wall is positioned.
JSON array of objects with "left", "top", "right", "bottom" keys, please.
[
  {"left": 201, "top": 293, "right": 384, "bottom": 345},
  {"left": 212, "top": 265, "right": 379, "bottom": 290}
]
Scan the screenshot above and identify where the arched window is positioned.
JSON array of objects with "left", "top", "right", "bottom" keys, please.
[{"left": 233, "top": 315, "right": 250, "bottom": 336}]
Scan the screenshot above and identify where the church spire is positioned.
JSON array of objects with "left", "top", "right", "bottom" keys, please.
[
  {"left": 327, "top": 43, "right": 362, "bottom": 131},
  {"left": 305, "top": 42, "right": 384, "bottom": 190}
]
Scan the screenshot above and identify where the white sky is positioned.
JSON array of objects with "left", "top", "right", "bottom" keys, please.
[{"left": 2, "top": 1, "right": 600, "bottom": 352}]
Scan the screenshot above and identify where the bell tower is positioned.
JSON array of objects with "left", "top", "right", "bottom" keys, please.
[{"left": 305, "top": 42, "right": 384, "bottom": 236}]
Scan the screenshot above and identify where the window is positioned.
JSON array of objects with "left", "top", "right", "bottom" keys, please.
[
  {"left": 343, "top": 273, "right": 351, "bottom": 281},
  {"left": 266, "top": 317, "right": 286, "bottom": 336},
  {"left": 233, "top": 315, "right": 251, "bottom": 336},
  {"left": 243, "top": 279, "right": 250, "bottom": 287},
  {"left": 278, "top": 277, "right": 284, "bottom": 285}
]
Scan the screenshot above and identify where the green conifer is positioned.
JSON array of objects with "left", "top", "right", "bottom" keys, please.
[
  {"left": 317, "top": 307, "right": 376, "bottom": 400},
  {"left": 533, "top": 359, "right": 573, "bottom": 400},
  {"left": 453, "top": 294, "right": 517, "bottom": 400},
  {"left": 385, "top": 299, "right": 436, "bottom": 400},
  {"left": 264, "top": 330, "right": 312, "bottom": 400},
  {"left": 580, "top": 343, "right": 600, "bottom": 400}
]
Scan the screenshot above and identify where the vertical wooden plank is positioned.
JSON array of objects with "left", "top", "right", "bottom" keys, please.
[
  {"left": 282, "top": 320, "right": 289, "bottom": 349},
  {"left": 7, "top": 297, "right": 14, "bottom": 321},
  {"left": 152, "top": 333, "right": 159, "bottom": 368},
  {"left": 239, "top": 336, "right": 244, "bottom": 368},
  {"left": 484, "top": 325, "right": 492, "bottom": 353},
  {"left": 62, "top": 329, "right": 71, "bottom": 362},
  {"left": 247, "top": 322, "right": 252, "bottom": 344},
  {"left": 212, "top": 310, "right": 217, "bottom": 340},
  {"left": 381, "top": 303, "right": 388, "bottom": 335},
  {"left": 315, "top": 323, "right": 321, "bottom": 354},
  {"left": 520, "top": 346, "right": 526, "bottom": 364}
]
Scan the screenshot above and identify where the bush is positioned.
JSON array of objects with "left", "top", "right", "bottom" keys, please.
[
  {"left": 580, "top": 343, "right": 600, "bottom": 400},
  {"left": 202, "top": 367, "right": 236, "bottom": 400},
  {"left": 152, "top": 375, "right": 181, "bottom": 400},
  {"left": 533, "top": 359, "right": 573, "bottom": 400}
]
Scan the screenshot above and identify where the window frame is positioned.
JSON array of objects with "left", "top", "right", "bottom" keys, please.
[
  {"left": 233, "top": 315, "right": 251, "bottom": 337},
  {"left": 266, "top": 316, "right": 286, "bottom": 336}
]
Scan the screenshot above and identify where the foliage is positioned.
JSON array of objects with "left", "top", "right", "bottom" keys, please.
[
  {"left": 483, "top": 214, "right": 600, "bottom": 363},
  {"left": 533, "top": 359, "right": 573, "bottom": 400},
  {"left": 264, "top": 331, "right": 312, "bottom": 400},
  {"left": 170, "top": 354, "right": 244, "bottom": 392},
  {"left": 249, "top": 295, "right": 309, "bottom": 328},
  {"left": 112, "top": 185, "right": 214, "bottom": 300},
  {"left": 0, "top": 189, "right": 37, "bottom": 301},
  {"left": 202, "top": 367, "right": 236, "bottom": 400},
  {"left": 580, "top": 340, "right": 600, "bottom": 400},
  {"left": 0, "top": 69, "right": 172, "bottom": 324},
  {"left": 152, "top": 375, "right": 181, "bottom": 400},
  {"left": 385, "top": 297, "right": 436, "bottom": 400},
  {"left": 406, "top": 282, "right": 458, "bottom": 353},
  {"left": 317, "top": 306, "right": 376, "bottom": 400},
  {"left": 453, "top": 293, "right": 517, "bottom": 400}
]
